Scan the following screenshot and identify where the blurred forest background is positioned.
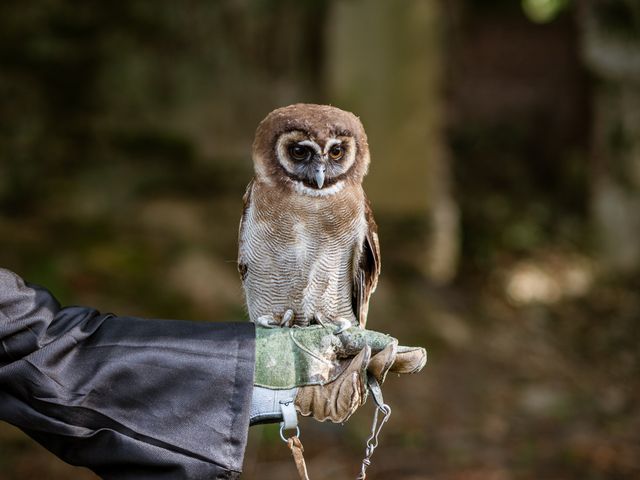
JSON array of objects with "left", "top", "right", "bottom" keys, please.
[{"left": 1, "top": 0, "right": 639, "bottom": 479}]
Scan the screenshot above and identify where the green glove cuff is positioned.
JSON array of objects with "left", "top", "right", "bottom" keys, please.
[{"left": 254, "top": 325, "right": 400, "bottom": 389}]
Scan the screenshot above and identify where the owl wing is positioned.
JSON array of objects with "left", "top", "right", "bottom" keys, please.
[
  {"left": 237, "top": 179, "right": 254, "bottom": 283},
  {"left": 353, "top": 197, "right": 381, "bottom": 328}
]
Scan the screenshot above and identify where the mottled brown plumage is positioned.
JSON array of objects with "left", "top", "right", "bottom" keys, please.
[{"left": 238, "top": 104, "right": 380, "bottom": 329}]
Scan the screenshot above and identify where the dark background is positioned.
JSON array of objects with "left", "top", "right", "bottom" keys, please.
[{"left": 1, "top": 0, "right": 639, "bottom": 479}]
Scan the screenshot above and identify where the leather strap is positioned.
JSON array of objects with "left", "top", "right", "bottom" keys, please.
[
  {"left": 366, "top": 374, "right": 385, "bottom": 409},
  {"left": 287, "top": 436, "right": 310, "bottom": 480}
]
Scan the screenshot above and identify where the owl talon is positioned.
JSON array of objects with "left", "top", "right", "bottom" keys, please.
[
  {"left": 312, "top": 313, "right": 352, "bottom": 334},
  {"left": 255, "top": 315, "right": 280, "bottom": 328},
  {"left": 333, "top": 317, "right": 352, "bottom": 334},
  {"left": 255, "top": 309, "right": 295, "bottom": 328},
  {"left": 313, "top": 312, "right": 327, "bottom": 327},
  {"left": 282, "top": 309, "right": 294, "bottom": 327}
]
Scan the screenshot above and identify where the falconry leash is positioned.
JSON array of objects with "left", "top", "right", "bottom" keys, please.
[{"left": 279, "top": 374, "right": 392, "bottom": 480}]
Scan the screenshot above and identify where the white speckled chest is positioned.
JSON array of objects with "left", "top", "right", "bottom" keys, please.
[{"left": 239, "top": 180, "right": 366, "bottom": 326}]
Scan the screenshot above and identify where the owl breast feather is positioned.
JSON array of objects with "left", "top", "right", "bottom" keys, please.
[{"left": 239, "top": 182, "right": 366, "bottom": 327}]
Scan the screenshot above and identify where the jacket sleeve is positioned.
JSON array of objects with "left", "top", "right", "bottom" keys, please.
[{"left": 0, "top": 268, "right": 255, "bottom": 480}]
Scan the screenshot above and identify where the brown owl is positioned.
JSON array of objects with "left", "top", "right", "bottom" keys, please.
[{"left": 238, "top": 104, "right": 380, "bottom": 331}]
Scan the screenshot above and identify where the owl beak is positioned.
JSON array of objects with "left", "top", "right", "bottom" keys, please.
[{"left": 314, "top": 166, "right": 326, "bottom": 189}]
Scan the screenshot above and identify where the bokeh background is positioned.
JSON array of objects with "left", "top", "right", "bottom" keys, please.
[{"left": 1, "top": 0, "right": 639, "bottom": 479}]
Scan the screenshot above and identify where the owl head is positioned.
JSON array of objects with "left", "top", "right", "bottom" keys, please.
[{"left": 252, "top": 104, "right": 370, "bottom": 194}]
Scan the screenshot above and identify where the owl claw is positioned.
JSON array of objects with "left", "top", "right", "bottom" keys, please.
[
  {"left": 313, "top": 312, "right": 327, "bottom": 327},
  {"left": 312, "top": 313, "right": 352, "bottom": 334},
  {"left": 333, "top": 318, "right": 352, "bottom": 334},
  {"left": 282, "top": 309, "right": 294, "bottom": 327},
  {"left": 255, "top": 309, "right": 295, "bottom": 328},
  {"left": 255, "top": 315, "right": 279, "bottom": 328}
]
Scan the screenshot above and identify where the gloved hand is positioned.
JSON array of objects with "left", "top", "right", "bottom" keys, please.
[{"left": 249, "top": 325, "right": 426, "bottom": 425}]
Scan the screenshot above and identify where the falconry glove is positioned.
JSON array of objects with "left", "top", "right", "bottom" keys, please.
[{"left": 249, "top": 325, "right": 426, "bottom": 425}]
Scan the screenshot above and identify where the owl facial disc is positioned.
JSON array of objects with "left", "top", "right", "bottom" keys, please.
[{"left": 275, "top": 132, "right": 356, "bottom": 191}]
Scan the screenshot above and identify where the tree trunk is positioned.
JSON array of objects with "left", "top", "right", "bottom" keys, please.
[
  {"left": 580, "top": 0, "right": 640, "bottom": 273},
  {"left": 324, "top": 0, "right": 459, "bottom": 283}
]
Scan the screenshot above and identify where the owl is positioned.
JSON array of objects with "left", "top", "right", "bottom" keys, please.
[{"left": 238, "top": 104, "right": 380, "bottom": 331}]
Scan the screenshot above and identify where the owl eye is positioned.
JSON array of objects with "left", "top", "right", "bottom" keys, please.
[
  {"left": 328, "top": 145, "right": 344, "bottom": 161},
  {"left": 289, "top": 145, "right": 311, "bottom": 161}
]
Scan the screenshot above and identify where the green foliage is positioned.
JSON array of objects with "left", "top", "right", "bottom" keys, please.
[{"left": 522, "top": 0, "right": 571, "bottom": 24}]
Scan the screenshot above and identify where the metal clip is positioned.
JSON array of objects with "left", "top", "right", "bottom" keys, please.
[
  {"left": 357, "top": 375, "right": 392, "bottom": 480},
  {"left": 280, "top": 424, "right": 301, "bottom": 443}
]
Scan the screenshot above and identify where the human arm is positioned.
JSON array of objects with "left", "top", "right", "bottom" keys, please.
[{"left": 0, "top": 268, "right": 254, "bottom": 480}]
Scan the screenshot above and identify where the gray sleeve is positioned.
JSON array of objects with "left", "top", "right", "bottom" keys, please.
[{"left": 0, "top": 268, "right": 255, "bottom": 480}]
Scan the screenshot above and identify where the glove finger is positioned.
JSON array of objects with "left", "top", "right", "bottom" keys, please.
[
  {"left": 335, "top": 328, "right": 395, "bottom": 357},
  {"left": 389, "top": 346, "right": 427, "bottom": 374},
  {"left": 367, "top": 341, "right": 398, "bottom": 383},
  {"left": 295, "top": 345, "right": 370, "bottom": 423}
]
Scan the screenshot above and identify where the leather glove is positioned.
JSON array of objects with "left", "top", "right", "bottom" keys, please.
[{"left": 250, "top": 325, "right": 426, "bottom": 425}]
